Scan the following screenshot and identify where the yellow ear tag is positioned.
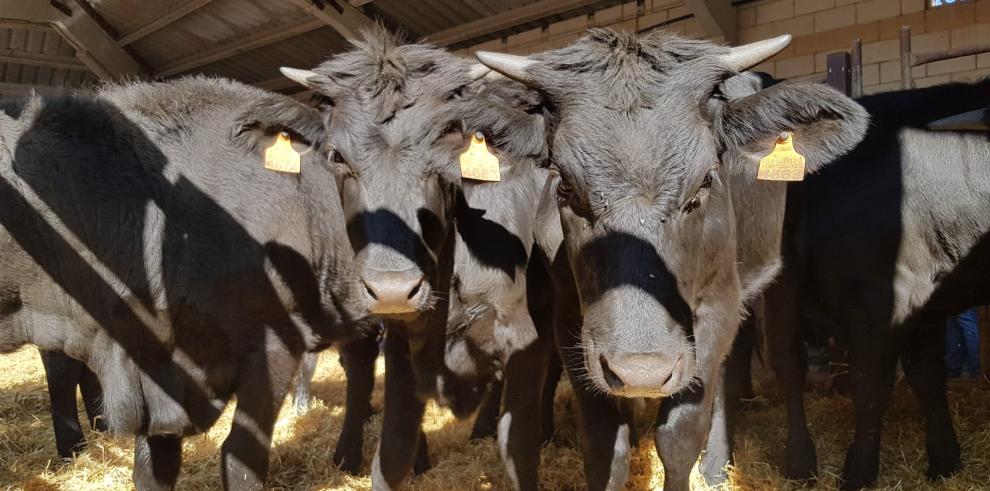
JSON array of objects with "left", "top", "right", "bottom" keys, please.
[
  {"left": 459, "top": 132, "right": 501, "bottom": 182},
  {"left": 757, "top": 132, "right": 805, "bottom": 182},
  {"left": 264, "top": 131, "right": 301, "bottom": 174}
]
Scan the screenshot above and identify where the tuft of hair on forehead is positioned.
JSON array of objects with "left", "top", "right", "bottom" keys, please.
[
  {"left": 532, "top": 28, "right": 728, "bottom": 110},
  {"left": 310, "top": 24, "right": 476, "bottom": 123}
]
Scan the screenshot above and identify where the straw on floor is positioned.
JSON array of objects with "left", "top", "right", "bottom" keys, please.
[{"left": 1, "top": 346, "right": 988, "bottom": 490}]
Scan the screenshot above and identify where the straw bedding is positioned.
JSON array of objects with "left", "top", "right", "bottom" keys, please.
[{"left": 1, "top": 346, "right": 987, "bottom": 490}]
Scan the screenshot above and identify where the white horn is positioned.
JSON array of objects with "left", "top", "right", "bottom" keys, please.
[
  {"left": 468, "top": 63, "right": 491, "bottom": 81},
  {"left": 280, "top": 67, "right": 319, "bottom": 88},
  {"left": 718, "top": 35, "right": 792, "bottom": 72},
  {"left": 928, "top": 108, "right": 989, "bottom": 131},
  {"left": 476, "top": 52, "right": 537, "bottom": 85}
]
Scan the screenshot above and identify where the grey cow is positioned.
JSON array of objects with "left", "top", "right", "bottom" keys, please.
[
  {"left": 280, "top": 28, "right": 558, "bottom": 490},
  {"left": 0, "top": 78, "right": 369, "bottom": 490},
  {"left": 479, "top": 29, "right": 868, "bottom": 491}
]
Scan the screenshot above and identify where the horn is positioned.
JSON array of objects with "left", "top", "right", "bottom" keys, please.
[
  {"left": 476, "top": 52, "right": 537, "bottom": 85},
  {"left": 468, "top": 63, "right": 491, "bottom": 81},
  {"left": 928, "top": 108, "right": 989, "bottom": 131},
  {"left": 717, "top": 35, "right": 792, "bottom": 72},
  {"left": 280, "top": 67, "right": 319, "bottom": 88}
]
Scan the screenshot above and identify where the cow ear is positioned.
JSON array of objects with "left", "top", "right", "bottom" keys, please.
[
  {"left": 232, "top": 95, "right": 326, "bottom": 152},
  {"left": 715, "top": 81, "right": 869, "bottom": 174}
]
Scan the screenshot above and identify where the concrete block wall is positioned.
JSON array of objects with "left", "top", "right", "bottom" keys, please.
[
  {"left": 457, "top": 0, "right": 989, "bottom": 95},
  {"left": 740, "top": 0, "right": 990, "bottom": 94}
]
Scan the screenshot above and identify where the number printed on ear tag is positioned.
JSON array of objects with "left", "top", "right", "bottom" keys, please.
[
  {"left": 265, "top": 132, "right": 301, "bottom": 174},
  {"left": 757, "top": 133, "right": 805, "bottom": 181},
  {"left": 459, "top": 132, "right": 501, "bottom": 182}
]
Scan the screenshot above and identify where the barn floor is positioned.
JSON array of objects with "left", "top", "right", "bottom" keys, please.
[{"left": 1, "top": 347, "right": 988, "bottom": 490}]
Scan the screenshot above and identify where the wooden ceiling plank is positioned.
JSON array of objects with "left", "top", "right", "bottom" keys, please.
[
  {"left": 0, "top": 48, "right": 88, "bottom": 71},
  {"left": 154, "top": 19, "right": 325, "bottom": 78},
  {"left": 0, "top": 0, "right": 146, "bottom": 79},
  {"left": 118, "top": 0, "right": 217, "bottom": 47},
  {"left": 424, "top": 0, "right": 604, "bottom": 47}
]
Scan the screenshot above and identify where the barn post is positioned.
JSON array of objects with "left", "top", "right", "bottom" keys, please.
[
  {"left": 900, "top": 26, "right": 914, "bottom": 90},
  {"left": 851, "top": 38, "right": 863, "bottom": 98},
  {"left": 826, "top": 51, "right": 851, "bottom": 96}
]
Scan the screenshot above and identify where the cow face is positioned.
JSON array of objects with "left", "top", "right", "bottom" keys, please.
[
  {"left": 281, "top": 32, "right": 486, "bottom": 321},
  {"left": 480, "top": 30, "right": 868, "bottom": 398}
]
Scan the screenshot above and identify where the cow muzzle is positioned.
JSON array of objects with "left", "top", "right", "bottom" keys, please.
[
  {"left": 598, "top": 352, "right": 688, "bottom": 398},
  {"left": 361, "top": 268, "right": 430, "bottom": 316}
]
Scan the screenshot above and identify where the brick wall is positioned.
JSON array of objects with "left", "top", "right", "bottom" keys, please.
[{"left": 456, "top": 0, "right": 990, "bottom": 95}]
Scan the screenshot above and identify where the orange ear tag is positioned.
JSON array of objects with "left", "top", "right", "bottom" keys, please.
[
  {"left": 264, "top": 132, "right": 301, "bottom": 174},
  {"left": 757, "top": 132, "right": 805, "bottom": 181},
  {"left": 459, "top": 132, "right": 501, "bottom": 182}
]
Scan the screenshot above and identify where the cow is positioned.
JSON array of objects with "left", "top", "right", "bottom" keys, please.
[
  {"left": 280, "top": 28, "right": 556, "bottom": 490},
  {"left": 760, "top": 79, "right": 990, "bottom": 490},
  {"left": 477, "top": 29, "right": 869, "bottom": 491},
  {"left": 0, "top": 77, "right": 371, "bottom": 490}
]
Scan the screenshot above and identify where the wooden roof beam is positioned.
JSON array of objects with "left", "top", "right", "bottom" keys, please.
[
  {"left": 684, "top": 0, "right": 737, "bottom": 44},
  {"left": 285, "top": 0, "right": 375, "bottom": 40},
  {"left": 118, "top": 0, "right": 217, "bottom": 47},
  {"left": 0, "top": 48, "right": 89, "bottom": 71},
  {"left": 424, "top": 0, "right": 605, "bottom": 47},
  {"left": 0, "top": 0, "right": 146, "bottom": 80},
  {"left": 155, "top": 19, "right": 325, "bottom": 78}
]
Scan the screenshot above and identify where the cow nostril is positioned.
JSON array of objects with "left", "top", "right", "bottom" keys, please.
[
  {"left": 600, "top": 356, "right": 624, "bottom": 389},
  {"left": 407, "top": 279, "right": 422, "bottom": 300},
  {"left": 363, "top": 281, "right": 378, "bottom": 300}
]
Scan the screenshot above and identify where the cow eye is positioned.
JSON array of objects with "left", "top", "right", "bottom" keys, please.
[
  {"left": 684, "top": 170, "right": 715, "bottom": 214},
  {"left": 700, "top": 171, "right": 713, "bottom": 189},
  {"left": 329, "top": 148, "right": 352, "bottom": 174}
]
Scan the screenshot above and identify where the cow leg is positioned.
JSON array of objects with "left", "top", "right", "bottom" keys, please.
[
  {"left": 292, "top": 351, "right": 319, "bottom": 414},
  {"left": 699, "top": 364, "right": 732, "bottom": 486},
  {"left": 469, "top": 379, "right": 502, "bottom": 441},
  {"left": 496, "top": 308, "right": 547, "bottom": 491},
  {"left": 654, "top": 369, "right": 717, "bottom": 491},
  {"left": 764, "top": 280, "right": 816, "bottom": 480},
  {"left": 39, "top": 350, "right": 86, "bottom": 459},
  {"left": 900, "top": 319, "right": 960, "bottom": 481},
  {"left": 839, "top": 328, "right": 898, "bottom": 491},
  {"left": 133, "top": 434, "right": 183, "bottom": 491},
  {"left": 78, "top": 363, "right": 108, "bottom": 432},
  {"left": 221, "top": 337, "right": 300, "bottom": 491},
  {"left": 333, "top": 329, "right": 380, "bottom": 474},
  {"left": 541, "top": 349, "right": 562, "bottom": 444},
  {"left": 371, "top": 331, "right": 427, "bottom": 490},
  {"left": 413, "top": 430, "right": 431, "bottom": 475}
]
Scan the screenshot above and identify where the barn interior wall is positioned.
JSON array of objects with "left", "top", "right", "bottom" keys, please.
[{"left": 457, "top": 0, "right": 990, "bottom": 96}]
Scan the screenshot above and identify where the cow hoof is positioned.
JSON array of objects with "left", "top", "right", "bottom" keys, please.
[
  {"left": 840, "top": 452, "right": 878, "bottom": 491},
  {"left": 332, "top": 445, "right": 364, "bottom": 475},
  {"left": 700, "top": 464, "right": 728, "bottom": 487},
  {"left": 783, "top": 434, "right": 817, "bottom": 481},
  {"left": 412, "top": 455, "right": 431, "bottom": 476},
  {"left": 926, "top": 449, "right": 961, "bottom": 481}
]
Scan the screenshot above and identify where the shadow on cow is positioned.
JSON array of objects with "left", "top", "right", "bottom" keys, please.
[{"left": 0, "top": 80, "right": 371, "bottom": 489}]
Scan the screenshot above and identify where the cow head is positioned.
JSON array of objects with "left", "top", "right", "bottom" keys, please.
[
  {"left": 479, "top": 29, "right": 868, "bottom": 398},
  {"left": 280, "top": 29, "right": 491, "bottom": 322}
]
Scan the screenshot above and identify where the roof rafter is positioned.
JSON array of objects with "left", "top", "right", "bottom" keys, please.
[
  {"left": 285, "top": 0, "right": 375, "bottom": 40},
  {"left": 155, "top": 19, "right": 325, "bottom": 78},
  {"left": 424, "top": 0, "right": 605, "bottom": 47},
  {"left": 118, "top": 0, "right": 217, "bottom": 47},
  {"left": 0, "top": 48, "right": 89, "bottom": 71},
  {"left": 0, "top": 0, "right": 145, "bottom": 80}
]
